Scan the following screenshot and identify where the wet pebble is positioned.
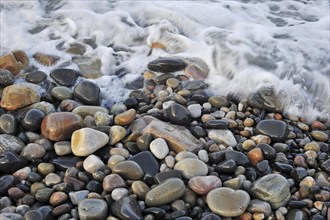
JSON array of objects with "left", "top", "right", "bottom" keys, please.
[
  {"left": 174, "top": 158, "right": 208, "bottom": 179},
  {"left": 78, "top": 199, "right": 108, "bottom": 220},
  {"left": 74, "top": 80, "right": 101, "bottom": 105},
  {"left": 50, "top": 68, "right": 80, "bottom": 86},
  {"left": 150, "top": 138, "right": 169, "bottom": 159}
]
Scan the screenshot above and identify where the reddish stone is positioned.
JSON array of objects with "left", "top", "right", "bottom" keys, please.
[
  {"left": 247, "top": 148, "right": 264, "bottom": 166},
  {"left": 49, "top": 191, "right": 68, "bottom": 206},
  {"left": 188, "top": 176, "right": 222, "bottom": 195},
  {"left": 8, "top": 187, "right": 25, "bottom": 200},
  {"left": 41, "top": 112, "right": 83, "bottom": 141}
]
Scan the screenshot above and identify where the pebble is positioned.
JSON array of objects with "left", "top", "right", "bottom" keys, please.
[
  {"left": 247, "top": 148, "right": 264, "bottom": 166},
  {"left": 166, "top": 78, "right": 179, "bottom": 88},
  {"left": 150, "top": 138, "right": 169, "bottom": 159},
  {"left": 78, "top": 199, "right": 108, "bottom": 220},
  {"left": 109, "top": 125, "right": 126, "bottom": 145},
  {"left": 208, "top": 129, "right": 237, "bottom": 147},
  {"left": 49, "top": 191, "right": 68, "bottom": 206},
  {"left": 0, "top": 134, "right": 25, "bottom": 155},
  {"left": 208, "top": 96, "right": 229, "bottom": 108},
  {"left": 174, "top": 158, "right": 208, "bottom": 179},
  {"left": 145, "top": 178, "right": 186, "bottom": 206},
  {"left": 41, "top": 112, "right": 83, "bottom": 141},
  {"left": 0, "top": 151, "right": 27, "bottom": 174},
  {"left": 12, "top": 167, "right": 31, "bottom": 180},
  {"left": 24, "top": 210, "right": 43, "bottom": 220},
  {"left": 250, "top": 174, "right": 291, "bottom": 209},
  {"left": 286, "top": 209, "right": 308, "bottom": 220},
  {"left": 256, "top": 119, "right": 288, "bottom": 142},
  {"left": 20, "top": 108, "right": 46, "bottom": 131},
  {"left": 188, "top": 176, "right": 222, "bottom": 195},
  {"left": 51, "top": 86, "right": 73, "bottom": 100},
  {"left": 103, "top": 174, "right": 126, "bottom": 192},
  {"left": 247, "top": 199, "right": 272, "bottom": 217},
  {"left": 0, "top": 113, "right": 18, "bottom": 134},
  {"left": 94, "top": 111, "right": 112, "bottom": 126},
  {"left": 111, "top": 196, "right": 142, "bottom": 220},
  {"left": 50, "top": 68, "right": 80, "bottom": 86},
  {"left": 25, "top": 70, "right": 47, "bottom": 83},
  {"left": 242, "top": 140, "right": 256, "bottom": 151},
  {"left": 54, "top": 141, "right": 72, "bottom": 156},
  {"left": 251, "top": 134, "right": 271, "bottom": 144},
  {"left": 206, "top": 187, "right": 250, "bottom": 217},
  {"left": 147, "top": 58, "right": 187, "bottom": 73},
  {"left": 0, "top": 84, "right": 40, "bottom": 110},
  {"left": 83, "top": 154, "right": 105, "bottom": 174},
  {"left": 198, "top": 149, "right": 209, "bottom": 163},
  {"left": 131, "top": 181, "right": 150, "bottom": 199},
  {"left": 311, "top": 130, "right": 329, "bottom": 141},
  {"left": 0, "top": 69, "right": 15, "bottom": 86},
  {"left": 45, "top": 173, "right": 62, "bottom": 186},
  {"left": 71, "top": 127, "right": 109, "bottom": 156},
  {"left": 8, "top": 187, "right": 25, "bottom": 200},
  {"left": 111, "top": 188, "right": 129, "bottom": 201},
  {"left": 20, "top": 143, "right": 46, "bottom": 160},
  {"left": 114, "top": 109, "right": 136, "bottom": 126},
  {"left": 72, "top": 105, "right": 109, "bottom": 118},
  {"left": 167, "top": 103, "right": 191, "bottom": 125},
  {"left": 74, "top": 80, "right": 101, "bottom": 105},
  {"left": 112, "top": 161, "right": 144, "bottom": 180},
  {"left": 187, "top": 104, "right": 202, "bottom": 118},
  {"left": 69, "top": 190, "right": 89, "bottom": 205}
]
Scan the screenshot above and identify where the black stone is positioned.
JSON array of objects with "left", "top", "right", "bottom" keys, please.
[
  {"left": 273, "top": 162, "right": 293, "bottom": 174},
  {"left": 111, "top": 196, "right": 142, "bottom": 220},
  {"left": 25, "top": 71, "right": 47, "bottom": 83},
  {"left": 0, "top": 113, "right": 18, "bottom": 134},
  {"left": 136, "top": 134, "right": 153, "bottom": 151},
  {"left": 142, "top": 207, "right": 166, "bottom": 219},
  {"left": 311, "top": 215, "right": 326, "bottom": 220},
  {"left": 125, "top": 142, "right": 140, "bottom": 155},
  {"left": 0, "top": 175, "right": 19, "bottom": 196},
  {"left": 123, "top": 97, "right": 138, "bottom": 109},
  {"left": 183, "top": 80, "right": 207, "bottom": 91},
  {"left": 291, "top": 167, "right": 307, "bottom": 182},
  {"left": 209, "top": 151, "right": 227, "bottom": 164},
  {"left": 320, "top": 159, "right": 330, "bottom": 173},
  {"left": 154, "top": 73, "right": 175, "bottom": 85},
  {"left": 154, "top": 170, "right": 182, "bottom": 184},
  {"left": 201, "top": 213, "right": 222, "bottom": 220},
  {"left": 256, "top": 119, "right": 288, "bottom": 142},
  {"left": 286, "top": 209, "right": 308, "bottom": 220},
  {"left": 215, "top": 159, "right": 237, "bottom": 174},
  {"left": 257, "top": 143, "right": 276, "bottom": 160},
  {"left": 166, "top": 103, "right": 191, "bottom": 126},
  {"left": 256, "top": 160, "right": 269, "bottom": 173},
  {"left": 190, "top": 126, "right": 207, "bottom": 138},
  {"left": 0, "top": 69, "right": 15, "bottom": 86},
  {"left": 74, "top": 80, "right": 101, "bottom": 105},
  {"left": 190, "top": 91, "right": 209, "bottom": 104},
  {"left": 27, "top": 172, "right": 42, "bottom": 183},
  {"left": 0, "top": 151, "right": 28, "bottom": 174},
  {"left": 86, "top": 180, "right": 103, "bottom": 194},
  {"left": 25, "top": 210, "right": 43, "bottom": 220},
  {"left": 204, "top": 120, "right": 228, "bottom": 129},
  {"left": 245, "top": 168, "right": 257, "bottom": 182},
  {"left": 147, "top": 58, "right": 187, "bottom": 73},
  {"left": 50, "top": 157, "right": 81, "bottom": 171},
  {"left": 21, "top": 195, "right": 36, "bottom": 206},
  {"left": 20, "top": 108, "right": 46, "bottom": 131},
  {"left": 171, "top": 210, "right": 187, "bottom": 219},
  {"left": 247, "top": 87, "right": 281, "bottom": 112},
  {"left": 38, "top": 205, "right": 56, "bottom": 220},
  {"left": 225, "top": 151, "right": 250, "bottom": 166},
  {"left": 129, "top": 151, "right": 159, "bottom": 177},
  {"left": 287, "top": 200, "right": 308, "bottom": 208},
  {"left": 50, "top": 68, "right": 80, "bottom": 86}
]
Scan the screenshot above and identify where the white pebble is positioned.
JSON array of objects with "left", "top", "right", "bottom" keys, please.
[
  {"left": 83, "top": 155, "right": 105, "bottom": 174},
  {"left": 198, "top": 149, "right": 209, "bottom": 163},
  {"left": 203, "top": 102, "right": 212, "bottom": 110},
  {"left": 150, "top": 138, "right": 169, "bottom": 159},
  {"left": 187, "top": 104, "right": 202, "bottom": 118},
  {"left": 160, "top": 163, "right": 167, "bottom": 172},
  {"left": 162, "top": 101, "right": 175, "bottom": 110},
  {"left": 165, "top": 155, "right": 175, "bottom": 168},
  {"left": 111, "top": 188, "right": 129, "bottom": 201}
]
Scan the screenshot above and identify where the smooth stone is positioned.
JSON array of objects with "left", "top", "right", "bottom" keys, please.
[
  {"left": 208, "top": 96, "right": 229, "bottom": 108},
  {"left": 37, "top": 162, "right": 55, "bottom": 176},
  {"left": 78, "top": 199, "right": 108, "bottom": 220},
  {"left": 200, "top": 213, "right": 222, "bottom": 220},
  {"left": 154, "top": 169, "right": 182, "bottom": 184},
  {"left": 35, "top": 188, "right": 54, "bottom": 203},
  {"left": 24, "top": 210, "right": 43, "bottom": 220},
  {"left": 50, "top": 68, "right": 80, "bottom": 86},
  {"left": 51, "top": 86, "right": 73, "bottom": 101},
  {"left": 311, "top": 130, "right": 329, "bottom": 142},
  {"left": 0, "top": 152, "right": 27, "bottom": 174},
  {"left": 49, "top": 191, "right": 68, "bottom": 206},
  {"left": 256, "top": 119, "right": 288, "bottom": 142},
  {"left": 206, "top": 187, "right": 250, "bottom": 217},
  {"left": 45, "top": 173, "right": 62, "bottom": 186},
  {"left": 0, "top": 69, "right": 15, "bottom": 86},
  {"left": 71, "top": 127, "right": 109, "bottom": 156},
  {"left": 150, "top": 138, "right": 169, "bottom": 160},
  {"left": 0, "top": 84, "right": 40, "bottom": 110},
  {"left": 247, "top": 148, "right": 264, "bottom": 166},
  {"left": 13, "top": 167, "right": 31, "bottom": 180},
  {"left": 143, "top": 118, "right": 202, "bottom": 153},
  {"left": 74, "top": 80, "right": 101, "bottom": 105},
  {"left": 256, "top": 143, "right": 276, "bottom": 160},
  {"left": 215, "top": 159, "right": 237, "bottom": 174},
  {"left": 8, "top": 187, "right": 25, "bottom": 199},
  {"left": 103, "top": 174, "right": 126, "bottom": 192},
  {"left": 110, "top": 103, "right": 127, "bottom": 116},
  {"left": 109, "top": 126, "right": 126, "bottom": 145},
  {"left": 0, "top": 113, "right": 18, "bottom": 134},
  {"left": 147, "top": 58, "right": 187, "bottom": 73},
  {"left": 107, "top": 155, "right": 126, "bottom": 169},
  {"left": 111, "top": 196, "right": 142, "bottom": 220},
  {"left": 123, "top": 97, "right": 138, "bottom": 109},
  {"left": 250, "top": 174, "right": 290, "bottom": 209},
  {"left": 50, "top": 157, "right": 80, "bottom": 171},
  {"left": 190, "top": 126, "right": 207, "bottom": 138},
  {"left": 112, "top": 161, "right": 144, "bottom": 180},
  {"left": 0, "top": 134, "right": 25, "bottom": 154},
  {"left": 25, "top": 70, "right": 47, "bottom": 83},
  {"left": 175, "top": 151, "right": 198, "bottom": 161},
  {"left": 83, "top": 154, "right": 105, "bottom": 174},
  {"left": 136, "top": 133, "right": 153, "bottom": 151},
  {"left": 251, "top": 134, "right": 271, "bottom": 144},
  {"left": 69, "top": 190, "right": 89, "bottom": 205},
  {"left": 145, "top": 178, "right": 186, "bottom": 206},
  {"left": 20, "top": 143, "right": 46, "bottom": 160},
  {"left": 113, "top": 109, "right": 136, "bottom": 126},
  {"left": 174, "top": 158, "right": 208, "bottom": 179},
  {"left": 198, "top": 149, "right": 209, "bottom": 163},
  {"left": 142, "top": 208, "right": 166, "bottom": 219},
  {"left": 20, "top": 108, "right": 46, "bottom": 131},
  {"left": 208, "top": 129, "right": 237, "bottom": 147},
  {"left": 190, "top": 90, "right": 209, "bottom": 104},
  {"left": 204, "top": 120, "right": 228, "bottom": 129},
  {"left": 166, "top": 78, "right": 179, "bottom": 88},
  {"left": 94, "top": 111, "right": 112, "bottom": 126},
  {"left": 111, "top": 188, "right": 129, "bottom": 201},
  {"left": 321, "top": 159, "right": 330, "bottom": 173},
  {"left": 166, "top": 103, "right": 191, "bottom": 126},
  {"left": 41, "top": 112, "right": 83, "bottom": 141},
  {"left": 131, "top": 181, "right": 150, "bottom": 199},
  {"left": 286, "top": 209, "right": 308, "bottom": 220},
  {"left": 52, "top": 203, "right": 72, "bottom": 216},
  {"left": 187, "top": 104, "right": 202, "bottom": 118},
  {"left": 225, "top": 150, "right": 250, "bottom": 166},
  {"left": 291, "top": 167, "right": 307, "bottom": 182},
  {"left": 315, "top": 171, "right": 330, "bottom": 187},
  {"left": 188, "top": 176, "right": 222, "bottom": 195},
  {"left": 54, "top": 141, "right": 72, "bottom": 156},
  {"left": 247, "top": 199, "right": 272, "bottom": 217},
  {"left": 72, "top": 105, "right": 108, "bottom": 118}
]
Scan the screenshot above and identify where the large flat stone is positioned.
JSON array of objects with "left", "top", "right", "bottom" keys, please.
[{"left": 143, "top": 118, "right": 202, "bottom": 153}]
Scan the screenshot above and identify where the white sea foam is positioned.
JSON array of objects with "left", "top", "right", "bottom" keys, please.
[{"left": 1, "top": 0, "right": 329, "bottom": 121}]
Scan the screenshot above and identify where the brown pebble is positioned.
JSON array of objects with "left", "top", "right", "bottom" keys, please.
[
  {"left": 251, "top": 135, "right": 271, "bottom": 144},
  {"left": 311, "top": 121, "right": 326, "bottom": 130},
  {"left": 247, "top": 148, "right": 264, "bottom": 166},
  {"left": 294, "top": 155, "right": 308, "bottom": 168},
  {"left": 8, "top": 187, "right": 25, "bottom": 200},
  {"left": 274, "top": 113, "right": 282, "bottom": 120},
  {"left": 102, "top": 174, "right": 126, "bottom": 192},
  {"left": 52, "top": 203, "right": 72, "bottom": 216},
  {"left": 243, "top": 118, "right": 254, "bottom": 127},
  {"left": 0, "top": 50, "right": 29, "bottom": 75},
  {"left": 240, "top": 130, "right": 251, "bottom": 137},
  {"left": 239, "top": 212, "right": 253, "bottom": 220},
  {"left": 114, "top": 109, "right": 136, "bottom": 126},
  {"left": 49, "top": 192, "right": 68, "bottom": 206},
  {"left": 63, "top": 176, "right": 85, "bottom": 191},
  {"left": 311, "top": 130, "right": 329, "bottom": 142}
]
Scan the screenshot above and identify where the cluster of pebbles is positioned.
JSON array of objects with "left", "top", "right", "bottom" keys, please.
[{"left": 0, "top": 50, "right": 329, "bottom": 220}]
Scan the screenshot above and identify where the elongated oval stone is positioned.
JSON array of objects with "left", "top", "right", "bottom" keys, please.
[
  {"left": 145, "top": 178, "right": 185, "bottom": 206},
  {"left": 147, "top": 58, "right": 187, "bottom": 73},
  {"left": 174, "top": 158, "right": 208, "bottom": 179}
]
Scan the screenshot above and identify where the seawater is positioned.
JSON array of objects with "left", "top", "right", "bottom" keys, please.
[{"left": 1, "top": 0, "right": 329, "bottom": 122}]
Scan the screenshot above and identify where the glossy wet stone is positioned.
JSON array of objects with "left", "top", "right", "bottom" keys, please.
[
  {"left": 188, "top": 176, "right": 222, "bottom": 195},
  {"left": 50, "top": 68, "right": 80, "bottom": 86},
  {"left": 206, "top": 187, "right": 250, "bottom": 217},
  {"left": 0, "top": 151, "right": 28, "bottom": 174},
  {"left": 166, "top": 103, "right": 191, "bottom": 126},
  {"left": 208, "top": 96, "right": 229, "bottom": 108},
  {"left": 25, "top": 210, "right": 43, "bottom": 220},
  {"left": 148, "top": 58, "right": 187, "bottom": 73},
  {"left": 256, "top": 119, "right": 288, "bottom": 142},
  {"left": 225, "top": 150, "right": 250, "bottom": 166},
  {"left": 174, "top": 158, "right": 208, "bottom": 179},
  {"left": 114, "top": 109, "right": 136, "bottom": 126},
  {"left": 0, "top": 69, "right": 15, "bottom": 86},
  {"left": 78, "top": 199, "right": 108, "bottom": 220},
  {"left": 204, "top": 119, "right": 228, "bottom": 129},
  {"left": 111, "top": 196, "right": 142, "bottom": 220},
  {"left": 154, "top": 170, "right": 182, "bottom": 183},
  {"left": 50, "top": 157, "right": 80, "bottom": 171},
  {"left": 208, "top": 129, "right": 237, "bottom": 147},
  {"left": 74, "top": 80, "right": 101, "bottom": 105},
  {"left": 129, "top": 151, "right": 159, "bottom": 177},
  {"left": 20, "top": 108, "right": 46, "bottom": 131},
  {"left": 25, "top": 70, "right": 47, "bottom": 83},
  {"left": 0, "top": 113, "right": 18, "bottom": 134},
  {"left": 286, "top": 209, "right": 308, "bottom": 220},
  {"left": 112, "top": 161, "right": 144, "bottom": 180},
  {"left": 145, "top": 178, "right": 186, "bottom": 206},
  {"left": 215, "top": 159, "right": 237, "bottom": 174},
  {"left": 256, "top": 143, "right": 276, "bottom": 160},
  {"left": 0, "top": 175, "right": 19, "bottom": 196},
  {"left": 0, "top": 134, "right": 25, "bottom": 154}
]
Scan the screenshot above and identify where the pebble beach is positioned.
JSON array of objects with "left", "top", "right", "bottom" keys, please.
[{"left": 0, "top": 51, "right": 329, "bottom": 220}]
